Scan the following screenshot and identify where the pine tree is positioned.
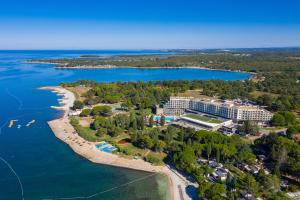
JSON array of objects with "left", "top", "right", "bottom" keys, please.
[
  {"left": 216, "top": 148, "right": 220, "bottom": 163},
  {"left": 149, "top": 115, "right": 154, "bottom": 127},
  {"left": 207, "top": 143, "right": 212, "bottom": 160},
  {"left": 160, "top": 115, "right": 165, "bottom": 126}
]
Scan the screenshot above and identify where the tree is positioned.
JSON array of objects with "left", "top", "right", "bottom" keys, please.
[
  {"left": 96, "top": 127, "right": 107, "bottom": 137},
  {"left": 129, "top": 130, "right": 138, "bottom": 143},
  {"left": 160, "top": 115, "right": 165, "bottom": 126},
  {"left": 238, "top": 146, "right": 256, "bottom": 165},
  {"left": 256, "top": 170, "right": 280, "bottom": 195},
  {"left": 272, "top": 111, "right": 297, "bottom": 126},
  {"left": 137, "top": 115, "right": 145, "bottom": 130},
  {"left": 280, "top": 111, "right": 297, "bottom": 125},
  {"left": 257, "top": 94, "right": 274, "bottom": 108},
  {"left": 175, "top": 146, "right": 196, "bottom": 172},
  {"left": 198, "top": 182, "right": 226, "bottom": 200},
  {"left": 131, "top": 118, "right": 138, "bottom": 130},
  {"left": 149, "top": 115, "right": 154, "bottom": 127},
  {"left": 273, "top": 192, "right": 290, "bottom": 200},
  {"left": 108, "top": 126, "right": 123, "bottom": 137},
  {"left": 216, "top": 148, "right": 220, "bottom": 163},
  {"left": 121, "top": 101, "right": 131, "bottom": 111},
  {"left": 239, "top": 121, "right": 259, "bottom": 136},
  {"left": 164, "top": 128, "right": 174, "bottom": 147},
  {"left": 201, "top": 164, "right": 213, "bottom": 177},
  {"left": 258, "top": 134, "right": 300, "bottom": 177},
  {"left": 143, "top": 135, "right": 154, "bottom": 149},
  {"left": 91, "top": 105, "right": 112, "bottom": 117},
  {"left": 80, "top": 108, "right": 91, "bottom": 117},
  {"left": 92, "top": 116, "right": 111, "bottom": 130},
  {"left": 206, "top": 143, "right": 212, "bottom": 160},
  {"left": 72, "top": 100, "right": 84, "bottom": 110},
  {"left": 154, "top": 140, "right": 166, "bottom": 152},
  {"left": 242, "top": 174, "right": 259, "bottom": 196},
  {"left": 287, "top": 126, "right": 298, "bottom": 138},
  {"left": 271, "top": 113, "right": 286, "bottom": 126}
]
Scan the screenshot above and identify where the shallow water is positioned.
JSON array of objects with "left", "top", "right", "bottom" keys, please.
[{"left": 0, "top": 50, "right": 250, "bottom": 200}]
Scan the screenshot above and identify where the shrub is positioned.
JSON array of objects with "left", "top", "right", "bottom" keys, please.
[
  {"left": 144, "top": 155, "right": 163, "bottom": 165},
  {"left": 72, "top": 100, "right": 84, "bottom": 110},
  {"left": 91, "top": 105, "right": 112, "bottom": 117},
  {"left": 80, "top": 109, "right": 92, "bottom": 117}
]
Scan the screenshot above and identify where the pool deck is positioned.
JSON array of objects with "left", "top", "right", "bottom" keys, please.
[{"left": 46, "top": 86, "right": 197, "bottom": 200}]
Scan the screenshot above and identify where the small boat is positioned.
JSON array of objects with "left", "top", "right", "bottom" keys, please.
[
  {"left": 29, "top": 120, "right": 35, "bottom": 124},
  {"left": 26, "top": 120, "right": 36, "bottom": 127},
  {"left": 17, "top": 125, "right": 22, "bottom": 129}
]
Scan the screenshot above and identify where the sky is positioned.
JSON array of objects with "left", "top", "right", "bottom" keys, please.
[{"left": 0, "top": 0, "right": 300, "bottom": 49}]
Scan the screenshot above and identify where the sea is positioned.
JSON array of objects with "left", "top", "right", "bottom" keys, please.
[{"left": 0, "top": 50, "right": 250, "bottom": 200}]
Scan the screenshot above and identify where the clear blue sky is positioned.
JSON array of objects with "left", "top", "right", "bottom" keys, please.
[{"left": 0, "top": 0, "right": 300, "bottom": 49}]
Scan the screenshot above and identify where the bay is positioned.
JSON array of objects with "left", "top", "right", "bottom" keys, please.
[{"left": 0, "top": 50, "right": 250, "bottom": 200}]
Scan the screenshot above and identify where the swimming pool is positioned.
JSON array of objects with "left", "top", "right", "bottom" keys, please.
[
  {"left": 95, "top": 142, "right": 117, "bottom": 153},
  {"left": 153, "top": 116, "right": 175, "bottom": 122},
  {"left": 101, "top": 146, "right": 117, "bottom": 153}
]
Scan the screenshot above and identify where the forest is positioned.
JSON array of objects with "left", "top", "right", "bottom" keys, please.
[
  {"left": 63, "top": 78, "right": 300, "bottom": 199},
  {"left": 59, "top": 50, "right": 300, "bottom": 199},
  {"left": 38, "top": 51, "right": 300, "bottom": 111}
]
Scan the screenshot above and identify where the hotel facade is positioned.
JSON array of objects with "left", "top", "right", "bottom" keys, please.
[{"left": 163, "top": 97, "right": 273, "bottom": 122}]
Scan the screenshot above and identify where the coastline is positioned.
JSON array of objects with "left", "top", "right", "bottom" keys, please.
[
  {"left": 28, "top": 59, "right": 255, "bottom": 78},
  {"left": 42, "top": 86, "right": 197, "bottom": 200},
  {"left": 53, "top": 65, "right": 256, "bottom": 81},
  {"left": 54, "top": 65, "right": 255, "bottom": 73}
]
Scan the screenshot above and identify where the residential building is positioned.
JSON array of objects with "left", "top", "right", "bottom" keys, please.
[{"left": 163, "top": 97, "right": 273, "bottom": 122}]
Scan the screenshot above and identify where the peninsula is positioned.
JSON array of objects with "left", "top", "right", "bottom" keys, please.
[
  {"left": 43, "top": 74, "right": 300, "bottom": 200},
  {"left": 38, "top": 49, "right": 300, "bottom": 199},
  {"left": 41, "top": 86, "right": 196, "bottom": 200}
]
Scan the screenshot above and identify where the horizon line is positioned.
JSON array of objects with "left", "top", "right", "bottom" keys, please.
[{"left": 1, "top": 46, "right": 300, "bottom": 51}]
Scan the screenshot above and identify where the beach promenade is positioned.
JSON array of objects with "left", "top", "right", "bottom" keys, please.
[{"left": 44, "top": 86, "right": 197, "bottom": 200}]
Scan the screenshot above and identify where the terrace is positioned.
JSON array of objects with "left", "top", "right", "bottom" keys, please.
[
  {"left": 173, "top": 112, "right": 233, "bottom": 131},
  {"left": 184, "top": 114, "right": 222, "bottom": 124}
]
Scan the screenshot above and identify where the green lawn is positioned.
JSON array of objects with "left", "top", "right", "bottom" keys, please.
[
  {"left": 73, "top": 125, "right": 99, "bottom": 141},
  {"left": 70, "top": 117, "right": 110, "bottom": 142},
  {"left": 118, "top": 143, "right": 166, "bottom": 165},
  {"left": 185, "top": 114, "right": 222, "bottom": 123},
  {"left": 118, "top": 143, "right": 147, "bottom": 157}
]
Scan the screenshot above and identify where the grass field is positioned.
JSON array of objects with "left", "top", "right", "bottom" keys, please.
[
  {"left": 249, "top": 90, "right": 279, "bottom": 98},
  {"left": 67, "top": 86, "right": 90, "bottom": 101},
  {"left": 118, "top": 141, "right": 166, "bottom": 165}
]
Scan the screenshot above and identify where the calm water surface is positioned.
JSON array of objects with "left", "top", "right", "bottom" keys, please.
[{"left": 0, "top": 50, "right": 250, "bottom": 200}]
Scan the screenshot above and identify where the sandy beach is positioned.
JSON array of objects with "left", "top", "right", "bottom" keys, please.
[{"left": 43, "top": 86, "right": 197, "bottom": 200}]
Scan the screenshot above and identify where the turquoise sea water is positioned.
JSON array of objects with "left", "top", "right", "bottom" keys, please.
[{"left": 0, "top": 50, "right": 250, "bottom": 200}]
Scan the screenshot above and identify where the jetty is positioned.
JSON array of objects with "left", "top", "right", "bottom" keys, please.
[{"left": 8, "top": 120, "right": 18, "bottom": 128}]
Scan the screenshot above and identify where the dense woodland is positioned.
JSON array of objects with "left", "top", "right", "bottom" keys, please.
[
  {"left": 64, "top": 77, "right": 300, "bottom": 113},
  {"left": 33, "top": 51, "right": 300, "bottom": 72},
  {"left": 64, "top": 80, "right": 300, "bottom": 199},
  {"left": 53, "top": 51, "right": 300, "bottom": 112},
  {"left": 70, "top": 107, "right": 299, "bottom": 199},
  {"left": 60, "top": 51, "right": 300, "bottom": 199}
]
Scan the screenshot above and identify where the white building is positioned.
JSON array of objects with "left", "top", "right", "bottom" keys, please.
[{"left": 163, "top": 97, "right": 273, "bottom": 122}]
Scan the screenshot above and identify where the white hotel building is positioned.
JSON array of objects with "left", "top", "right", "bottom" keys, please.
[{"left": 163, "top": 97, "right": 273, "bottom": 122}]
